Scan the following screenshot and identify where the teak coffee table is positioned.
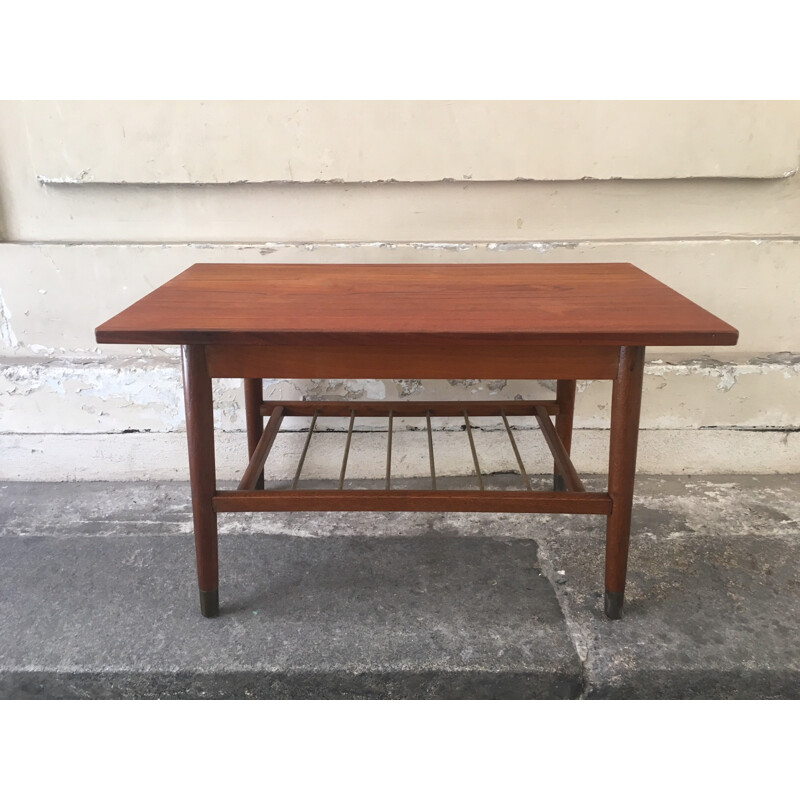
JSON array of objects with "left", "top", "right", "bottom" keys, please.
[{"left": 95, "top": 262, "right": 738, "bottom": 620}]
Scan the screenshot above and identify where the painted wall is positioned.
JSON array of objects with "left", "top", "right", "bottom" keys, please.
[{"left": 1, "top": 100, "right": 798, "bottom": 480}]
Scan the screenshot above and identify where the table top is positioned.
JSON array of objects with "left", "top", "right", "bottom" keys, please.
[{"left": 95, "top": 262, "right": 738, "bottom": 347}]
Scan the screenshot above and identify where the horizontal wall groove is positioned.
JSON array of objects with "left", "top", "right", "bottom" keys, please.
[
  {"left": 36, "top": 174, "right": 800, "bottom": 187},
  {"left": 5, "top": 237, "right": 800, "bottom": 247}
]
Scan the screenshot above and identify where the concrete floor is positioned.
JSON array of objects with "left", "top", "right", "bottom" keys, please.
[{"left": 1, "top": 475, "right": 798, "bottom": 699}]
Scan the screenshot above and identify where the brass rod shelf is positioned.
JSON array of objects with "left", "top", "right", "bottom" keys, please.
[{"left": 235, "top": 399, "right": 591, "bottom": 511}]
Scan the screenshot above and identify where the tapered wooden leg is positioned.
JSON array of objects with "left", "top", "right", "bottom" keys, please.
[
  {"left": 244, "top": 378, "right": 265, "bottom": 490},
  {"left": 181, "top": 345, "right": 219, "bottom": 618},
  {"left": 605, "top": 346, "right": 645, "bottom": 619},
  {"left": 553, "top": 379, "right": 577, "bottom": 491}
]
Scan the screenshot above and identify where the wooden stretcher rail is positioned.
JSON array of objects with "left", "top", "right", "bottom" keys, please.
[
  {"left": 237, "top": 406, "right": 284, "bottom": 490},
  {"left": 534, "top": 406, "right": 586, "bottom": 492},
  {"left": 214, "top": 490, "right": 612, "bottom": 515},
  {"left": 260, "top": 400, "right": 560, "bottom": 417}
]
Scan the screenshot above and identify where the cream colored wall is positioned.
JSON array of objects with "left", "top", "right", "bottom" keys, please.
[
  {"left": 17, "top": 101, "right": 800, "bottom": 185},
  {"left": 1, "top": 100, "right": 798, "bottom": 479}
]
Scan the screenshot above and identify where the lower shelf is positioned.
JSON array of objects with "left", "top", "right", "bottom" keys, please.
[{"left": 231, "top": 398, "right": 598, "bottom": 514}]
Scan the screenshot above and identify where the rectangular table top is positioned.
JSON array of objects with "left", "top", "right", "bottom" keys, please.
[{"left": 95, "top": 262, "right": 738, "bottom": 347}]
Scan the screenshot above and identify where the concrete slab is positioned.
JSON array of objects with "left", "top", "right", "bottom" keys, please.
[
  {"left": 553, "top": 534, "right": 800, "bottom": 698},
  {"left": 0, "top": 531, "right": 580, "bottom": 699},
  {"left": 1, "top": 475, "right": 798, "bottom": 699},
  {"left": 537, "top": 476, "right": 800, "bottom": 698}
]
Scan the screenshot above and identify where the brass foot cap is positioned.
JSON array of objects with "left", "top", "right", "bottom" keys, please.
[
  {"left": 604, "top": 590, "right": 624, "bottom": 620},
  {"left": 199, "top": 589, "right": 219, "bottom": 618}
]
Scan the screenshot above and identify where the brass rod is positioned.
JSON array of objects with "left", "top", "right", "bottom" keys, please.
[
  {"left": 501, "top": 410, "right": 533, "bottom": 491},
  {"left": 338, "top": 410, "right": 356, "bottom": 490},
  {"left": 426, "top": 411, "right": 437, "bottom": 490},
  {"left": 463, "top": 411, "right": 484, "bottom": 491},
  {"left": 386, "top": 410, "right": 393, "bottom": 490},
  {"left": 291, "top": 412, "right": 318, "bottom": 490}
]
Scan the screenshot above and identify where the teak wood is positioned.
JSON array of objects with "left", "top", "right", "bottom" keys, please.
[
  {"left": 95, "top": 262, "right": 739, "bottom": 621},
  {"left": 212, "top": 490, "right": 613, "bottom": 514},
  {"left": 181, "top": 345, "right": 219, "bottom": 618},
  {"left": 95, "top": 262, "right": 738, "bottom": 347},
  {"left": 243, "top": 378, "right": 265, "bottom": 490},
  {"left": 259, "top": 400, "right": 562, "bottom": 417},
  {"left": 534, "top": 406, "right": 585, "bottom": 493},
  {"left": 238, "top": 406, "right": 285, "bottom": 491},
  {"left": 554, "top": 380, "right": 576, "bottom": 492},
  {"left": 203, "top": 341, "right": 621, "bottom": 380}
]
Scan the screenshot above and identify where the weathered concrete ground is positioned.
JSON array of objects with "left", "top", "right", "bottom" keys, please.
[{"left": 1, "top": 475, "right": 798, "bottom": 699}]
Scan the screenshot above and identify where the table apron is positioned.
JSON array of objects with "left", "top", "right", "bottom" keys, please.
[{"left": 204, "top": 342, "right": 621, "bottom": 380}]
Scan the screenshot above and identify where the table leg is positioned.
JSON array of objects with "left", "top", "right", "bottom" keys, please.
[
  {"left": 244, "top": 378, "right": 265, "bottom": 490},
  {"left": 554, "top": 379, "right": 577, "bottom": 491},
  {"left": 181, "top": 345, "right": 219, "bottom": 618},
  {"left": 605, "top": 346, "right": 645, "bottom": 619}
]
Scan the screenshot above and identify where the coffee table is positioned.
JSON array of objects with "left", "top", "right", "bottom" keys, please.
[{"left": 95, "top": 262, "right": 738, "bottom": 619}]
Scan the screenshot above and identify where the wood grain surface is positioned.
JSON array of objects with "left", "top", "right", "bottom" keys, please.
[
  {"left": 95, "top": 262, "right": 739, "bottom": 347},
  {"left": 203, "top": 341, "right": 621, "bottom": 379},
  {"left": 213, "top": 489, "right": 613, "bottom": 514}
]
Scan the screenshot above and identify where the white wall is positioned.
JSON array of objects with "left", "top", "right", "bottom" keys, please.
[{"left": 1, "top": 100, "right": 798, "bottom": 479}]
